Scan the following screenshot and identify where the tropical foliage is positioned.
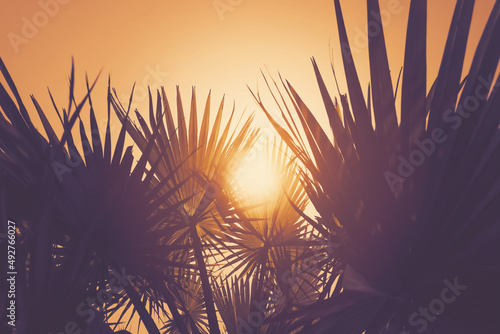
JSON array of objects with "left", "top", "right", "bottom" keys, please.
[
  {"left": 1, "top": 0, "right": 499, "bottom": 333},
  {"left": 253, "top": 0, "right": 500, "bottom": 332}
]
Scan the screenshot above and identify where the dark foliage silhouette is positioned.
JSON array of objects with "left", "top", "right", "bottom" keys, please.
[
  {"left": 1, "top": 0, "right": 500, "bottom": 333},
  {"left": 254, "top": 0, "right": 500, "bottom": 333}
]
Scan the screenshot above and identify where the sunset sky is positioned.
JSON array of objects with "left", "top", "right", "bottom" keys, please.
[
  {"left": 1, "top": 1, "right": 498, "bottom": 332},
  {"left": 0, "top": 0, "right": 497, "bottom": 140}
]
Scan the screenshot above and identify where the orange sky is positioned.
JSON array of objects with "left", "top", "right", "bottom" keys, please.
[
  {"left": 0, "top": 1, "right": 497, "bottom": 331},
  {"left": 0, "top": 0, "right": 496, "bottom": 139}
]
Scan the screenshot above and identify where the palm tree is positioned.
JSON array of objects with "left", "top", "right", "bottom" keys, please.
[
  {"left": 110, "top": 85, "right": 259, "bottom": 333},
  {"left": 0, "top": 59, "right": 256, "bottom": 333},
  {"left": 0, "top": 58, "right": 204, "bottom": 333},
  {"left": 211, "top": 140, "right": 341, "bottom": 333},
  {"left": 254, "top": 0, "right": 500, "bottom": 333},
  {"left": 160, "top": 270, "right": 209, "bottom": 333},
  {"left": 2, "top": 0, "right": 499, "bottom": 332}
]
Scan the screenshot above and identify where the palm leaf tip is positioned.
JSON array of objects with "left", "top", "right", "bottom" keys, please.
[{"left": 254, "top": 0, "right": 500, "bottom": 333}]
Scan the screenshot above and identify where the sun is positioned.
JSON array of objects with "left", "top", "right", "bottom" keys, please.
[{"left": 235, "top": 156, "right": 280, "bottom": 202}]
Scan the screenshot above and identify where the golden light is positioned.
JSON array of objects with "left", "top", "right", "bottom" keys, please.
[{"left": 235, "top": 156, "right": 280, "bottom": 202}]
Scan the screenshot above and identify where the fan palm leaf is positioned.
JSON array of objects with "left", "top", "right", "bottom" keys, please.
[
  {"left": 110, "top": 86, "right": 259, "bottom": 334},
  {"left": 254, "top": 0, "right": 500, "bottom": 333},
  {"left": 213, "top": 139, "right": 342, "bottom": 333},
  {"left": 0, "top": 59, "right": 202, "bottom": 334}
]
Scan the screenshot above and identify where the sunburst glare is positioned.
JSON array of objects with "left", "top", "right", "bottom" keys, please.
[{"left": 235, "top": 154, "right": 280, "bottom": 202}]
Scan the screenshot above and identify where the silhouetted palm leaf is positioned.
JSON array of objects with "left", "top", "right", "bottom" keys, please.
[
  {"left": 0, "top": 59, "right": 198, "bottom": 334},
  {"left": 212, "top": 140, "right": 341, "bottom": 333},
  {"left": 161, "top": 270, "right": 210, "bottom": 334},
  {"left": 110, "top": 86, "right": 259, "bottom": 334},
  {"left": 254, "top": 1, "right": 500, "bottom": 333}
]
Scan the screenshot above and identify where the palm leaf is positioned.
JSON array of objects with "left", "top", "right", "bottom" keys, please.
[{"left": 254, "top": 0, "right": 500, "bottom": 332}]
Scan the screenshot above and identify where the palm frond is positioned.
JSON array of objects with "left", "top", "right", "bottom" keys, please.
[{"left": 254, "top": 0, "right": 500, "bottom": 332}]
